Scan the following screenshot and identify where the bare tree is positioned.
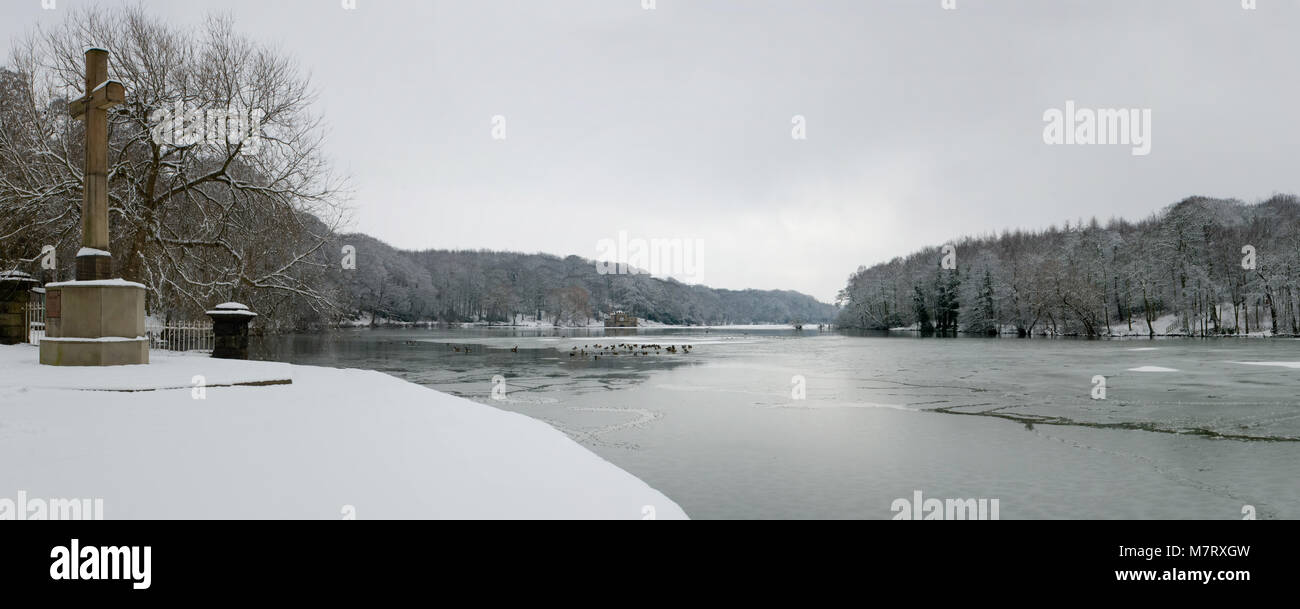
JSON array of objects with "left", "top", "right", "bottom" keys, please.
[{"left": 1, "top": 7, "right": 349, "bottom": 325}]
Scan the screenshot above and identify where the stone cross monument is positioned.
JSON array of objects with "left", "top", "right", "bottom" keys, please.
[
  {"left": 39, "top": 48, "right": 149, "bottom": 366},
  {"left": 68, "top": 48, "right": 123, "bottom": 281}
]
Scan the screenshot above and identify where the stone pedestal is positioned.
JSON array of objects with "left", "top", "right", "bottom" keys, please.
[
  {"left": 207, "top": 302, "right": 257, "bottom": 360},
  {"left": 0, "top": 273, "right": 40, "bottom": 345},
  {"left": 39, "top": 279, "right": 149, "bottom": 366},
  {"left": 75, "top": 250, "right": 113, "bottom": 282}
]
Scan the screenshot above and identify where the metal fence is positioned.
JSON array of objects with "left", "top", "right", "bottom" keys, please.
[
  {"left": 25, "top": 302, "right": 44, "bottom": 343},
  {"left": 23, "top": 303, "right": 213, "bottom": 352},
  {"left": 146, "top": 320, "right": 214, "bottom": 352}
]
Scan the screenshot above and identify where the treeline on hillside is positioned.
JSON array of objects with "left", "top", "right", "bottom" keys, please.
[
  {"left": 837, "top": 195, "right": 1300, "bottom": 337},
  {"left": 326, "top": 233, "right": 838, "bottom": 327}
]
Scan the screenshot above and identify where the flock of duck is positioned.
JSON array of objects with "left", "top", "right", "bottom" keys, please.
[
  {"left": 569, "top": 342, "right": 692, "bottom": 361},
  {"left": 445, "top": 344, "right": 517, "bottom": 353},
  {"left": 441, "top": 342, "right": 693, "bottom": 360}
]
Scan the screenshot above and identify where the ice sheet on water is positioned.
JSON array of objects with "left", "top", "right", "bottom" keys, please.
[{"left": 1229, "top": 361, "right": 1300, "bottom": 369}]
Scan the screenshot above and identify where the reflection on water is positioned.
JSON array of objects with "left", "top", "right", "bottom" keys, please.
[{"left": 252, "top": 328, "right": 1300, "bottom": 519}]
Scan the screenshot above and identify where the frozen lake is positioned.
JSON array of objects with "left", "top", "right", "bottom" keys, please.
[{"left": 252, "top": 328, "right": 1300, "bottom": 519}]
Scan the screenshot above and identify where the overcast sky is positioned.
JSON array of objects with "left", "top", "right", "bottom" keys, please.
[{"left": 4, "top": 0, "right": 1299, "bottom": 302}]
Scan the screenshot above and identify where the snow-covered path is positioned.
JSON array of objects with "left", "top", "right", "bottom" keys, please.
[{"left": 0, "top": 345, "right": 686, "bottom": 519}]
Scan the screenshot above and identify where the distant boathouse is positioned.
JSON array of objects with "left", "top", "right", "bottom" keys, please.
[{"left": 605, "top": 311, "right": 638, "bottom": 328}]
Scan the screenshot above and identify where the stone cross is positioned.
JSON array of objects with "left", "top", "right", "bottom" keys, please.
[
  {"left": 68, "top": 48, "right": 124, "bottom": 281},
  {"left": 39, "top": 47, "right": 148, "bottom": 366}
]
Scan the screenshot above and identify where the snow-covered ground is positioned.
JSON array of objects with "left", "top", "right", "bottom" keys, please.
[{"left": 0, "top": 344, "right": 686, "bottom": 519}]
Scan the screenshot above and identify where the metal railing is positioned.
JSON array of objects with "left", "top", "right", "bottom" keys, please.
[
  {"left": 146, "top": 320, "right": 214, "bottom": 352},
  {"left": 24, "top": 302, "right": 213, "bottom": 352},
  {"left": 25, "top": 302, "right": 44, "bottom": 343}
]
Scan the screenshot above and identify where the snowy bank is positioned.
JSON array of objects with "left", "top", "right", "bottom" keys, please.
[
  {"left": 0, "top": 345, "right": 686, "bottom": 519},
  {"left": 337, "top": 312, "right": 828, "bottom": 331}
]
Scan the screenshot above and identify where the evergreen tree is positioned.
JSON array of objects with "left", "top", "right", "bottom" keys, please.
[
  {"left": 969, "top": 268, "right": 999, "bottom": 336},
  {"left": 913, "top": 286, "right": 933, "bottom": 334}
]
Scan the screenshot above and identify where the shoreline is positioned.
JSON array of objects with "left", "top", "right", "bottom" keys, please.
[{"left": 853, "top": 328, "right": 1300, "bottom": 340}]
